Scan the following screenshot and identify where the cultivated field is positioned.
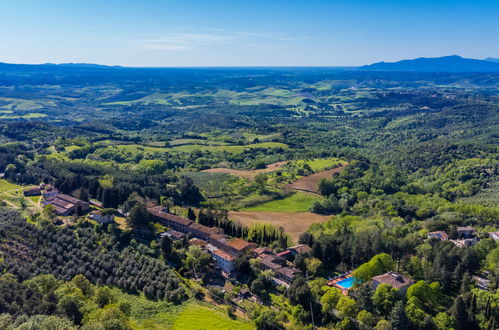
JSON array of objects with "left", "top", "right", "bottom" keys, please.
[
  {"left": 229, "top": 211, "right": 331, "bottom": 243},
  {"left": 286, "top": 165, "right": 346, "bottom": 194},
  {"left": 202, "top": 161, "right": 288, "bottom": 180}
]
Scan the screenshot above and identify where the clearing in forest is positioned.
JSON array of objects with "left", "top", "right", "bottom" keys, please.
[
  {"left": 229, "top": 211, "right": 331, "bottom": 243},
  {"left": 202, "top": 161, "right": 288, "bottom": 180},
  {"left": 241, "top": 191, "right": 321, "bottom": 212},
  {"left": 286, "top": 165, "right": 346, "bottom": 194}
]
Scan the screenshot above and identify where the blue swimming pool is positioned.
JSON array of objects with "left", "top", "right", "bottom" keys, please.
[{"left": 336, "top": 276, "right": 356, "bottom": 289}]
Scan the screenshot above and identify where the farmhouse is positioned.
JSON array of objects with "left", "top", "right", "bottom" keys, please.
[
  {"left": 148, "top": 206, "right": 194, "bottom": 233},
  {"left": 23, "top": 186, "right": 41, "bottom": 196},
  {"left": 427, "top": 231, "right": 449, "bottom": 241},
  {"left": 211, "top": 249, "right": 236, "bottom": 273},
  {"left": 287, "top": 244, "right": 311, "bottom": 256},
  {"left": 489, "top": 231, "right": 499, "bottom": 241},
  {"left": 161, "top": 230, "right": 185, "bottom": 241},
  {"left": 372, "top": 271, "right": 414, "bottom": 294},
  {"left": 457, "top": 226, "right": 475, "bottom": 238},
  {"left": 43, "top": 193, "right": 89, "bottom": 216},
  {"left": 89, "top": 210, "right": 115, "bottom": 224}
]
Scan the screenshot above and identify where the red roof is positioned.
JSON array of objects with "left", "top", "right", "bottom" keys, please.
[{"left": 213, "top": 249, "right": 236, "bottom": 261}]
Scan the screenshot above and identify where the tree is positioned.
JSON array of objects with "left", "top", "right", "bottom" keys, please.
[
  {"left": 372, "top": 284, "right": 398, "bottom": 316},
  {"left": 126, "top": 203, "right": 148, "bottom": 227},
  {"left": 407, "top": 280, "right": 440, "bottom": 309},
  {"left": 253, "top": 308, "right": 283, "bottom": 330},
  {"left": 320, "top": 287, "right": 343, "bottom": 315},
  {"left": 94, "top": 286, "right": 114, "bottom": 308},
  {"left": 187, "top": 207, "right": 196, "bottom": 221},
  {"left": 71, "top": 275, "right": 94, "bottom": 298},
  {"left": 305, "top": 258, "right": 322, "bottom": 276},
  {"left": 389, "top": 301, "right": 409, "bottom": 330},
  {"left": 287, "top": 277, "right": 312, "bottom": 307},
  {"left": 451, "top": 296, "right": 468, "bottom": 330},
  {"left": 433, "top": 312, "right": 457, "bottom": 330},
  {"left": 336, "top": 296, "right": 357, "bottom": 318},
  {"left": 357, "top": 310, "right": 375, "bottom": 327},
  {"left": 405, "top": 297, "right": 430, "bottom": 329},
  {"left": 160, "top": 235, "right": 173, "bottom": 259},
  {"left": 375, "top": 320, "right": 393, "bottom": 330},
  {"left": 353, "top": 253, "right": 395, "bottom": 283}
]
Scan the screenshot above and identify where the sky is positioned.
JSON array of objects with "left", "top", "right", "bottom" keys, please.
[{"left": 0, "top": 0, "right": 498, "bottom": 67}]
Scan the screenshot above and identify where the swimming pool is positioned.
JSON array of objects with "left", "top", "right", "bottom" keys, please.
[{"left": 336, "top": 276, "right": 356, "bottom": 289}]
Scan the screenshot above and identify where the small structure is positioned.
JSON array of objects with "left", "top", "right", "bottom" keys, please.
[
  {"left": 372, "top": 272, "right": 414, "bottom": 294},
  {"left": 457, "top": 226, "right": 475, "bottom": 239},
  {"left": 23, "top": 186, "right": 41, "bottom": 197},
  {"left": 450, "top": 238, "right": 478, "bottom": 248},
  {"left": 276, "top": 250, "right": 293, "bottom": 260},
  {"left": 275, "top": 266, "right": 301, "bottom": 284},
  {"left": 488, "top": 231, "right": 499, "bottom": 241},
  {"left": 427, "top": 231, "right": 448, "bottom": 241},
  {"left": 287, "top": 244, "right": 311, "bottom": 257},
  {"left": 89, "top": 210, "right": 115, "bottom": 224},
  {"left": 189, "top": 238, "right": 208, "bottom": 248},
  {"left": 161, "top": 230, "right": 185, "bottom": 241}
]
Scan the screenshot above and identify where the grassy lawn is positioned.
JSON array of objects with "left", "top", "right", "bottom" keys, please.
[
  {"left": 297, "top": 157, "right": 345, "bottom": 172},
  {"left": 242, "top": 191, "right": 321, "bottom": 212},
  {"left": 172, "top": 303, "right": 254, "bottom": 330},
  {"left": 0, "top": 179, "right": 23, "bottom": 193}
]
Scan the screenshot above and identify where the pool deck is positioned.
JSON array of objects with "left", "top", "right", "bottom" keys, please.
[{"left": 327, "top": 272, "right": 354, "bottom": 295}]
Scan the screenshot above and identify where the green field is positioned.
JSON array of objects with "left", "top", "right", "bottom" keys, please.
[
  {"left": 295, "top": 157, "right": 345, "bottom": 172},
  {"left": 241, "top": 191, "right": 321, "bottom": 212},
  {"left": 114, "top": 142, "right": 288, "bottom": 155},
  {"left": 172, "top": 304, "right": 253, "bottom": 330},
  {"left": 0, "top": 179, "right": 23, "bottom": 193}
]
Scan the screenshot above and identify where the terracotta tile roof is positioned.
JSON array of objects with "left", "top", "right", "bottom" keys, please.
[
  {"left": 148, "top": 207, "right": 194, "bottom": 226},
  {"left": 287, "top": 244, "right": 311, "bottom": 254},
  {"left": 189, "top": 238, "right": 208, "bottom": 247},
  {"left": 213, "top": 249, "right": 236, "bottom": 261},
  {"left": 226, "top": 238, "right": 257, "bottom": 252},
  {"left": 372, "top": 272, "right": 414, "bottom": 289},
  {"left": 428, "top": 231, "right": 448, "bottom": 240}
]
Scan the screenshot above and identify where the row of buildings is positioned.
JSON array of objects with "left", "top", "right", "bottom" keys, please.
[
  {"left": 428, "top": 226, "right": 499, "bottom": 248},
  {"left": 25, "top": 184, "right": 91, "bottom": 216},
  {"left": 148, "top": 206, "right": 306, "bottom": 285}
]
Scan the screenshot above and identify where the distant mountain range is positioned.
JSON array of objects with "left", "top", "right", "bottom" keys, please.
[
  {"left": 1, "top": 56, "right": 499, "bottom": 73},
  {"left": 360, "top": 55, "right": 499, "bottom": 72}
]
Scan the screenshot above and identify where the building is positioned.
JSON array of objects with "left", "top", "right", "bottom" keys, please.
[
  {"left": 287, "top": 244, "right": 311, "bottom": 257},
  {"left": 220, "top": 238, "right": 258, "bottom": 257},
  {"left": 275, "top": 267, "right": 301, "bottom": 284},
  {"left": 427, "top": 231, "right": 449, "bottom": 241},
  {"left": 23, "top": 186, "right": 41, "bottom": 197},
  {"left": 161, "top": 230, "right": 185, "bottom": 241},
  {"left": 42, "top": 193, "right": 90, "bottom": 216},
  {"left": 211, "top": 249, "right": 236, "bottom": 273},
  {"left": 372, "top": 272, "right": 414, "bottom": 294},
  {"left": 148, "top": 206, "right": 194, "bottom": 233},
  {"left": 450, "top": 238, "right": 478, "bottom": 248},
  {"left": 188, "top": 222, "right": 224, "bottom": 241},
  {"left": 457, "top": 226, "right": 475, "bottom": 239},
  {"left": 89, "top": 210, "right": 115, "bottom": 224},
  {"left": 41, "top": 185, "right": 59, "bottom": 199},
  {"left": 488, "top": 231, "right": 499, "bottom": 241}
]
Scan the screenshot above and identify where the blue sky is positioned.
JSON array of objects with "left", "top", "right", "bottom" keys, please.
[{"left": 1, "top": 0, "right": 498, "bottom": 66}]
